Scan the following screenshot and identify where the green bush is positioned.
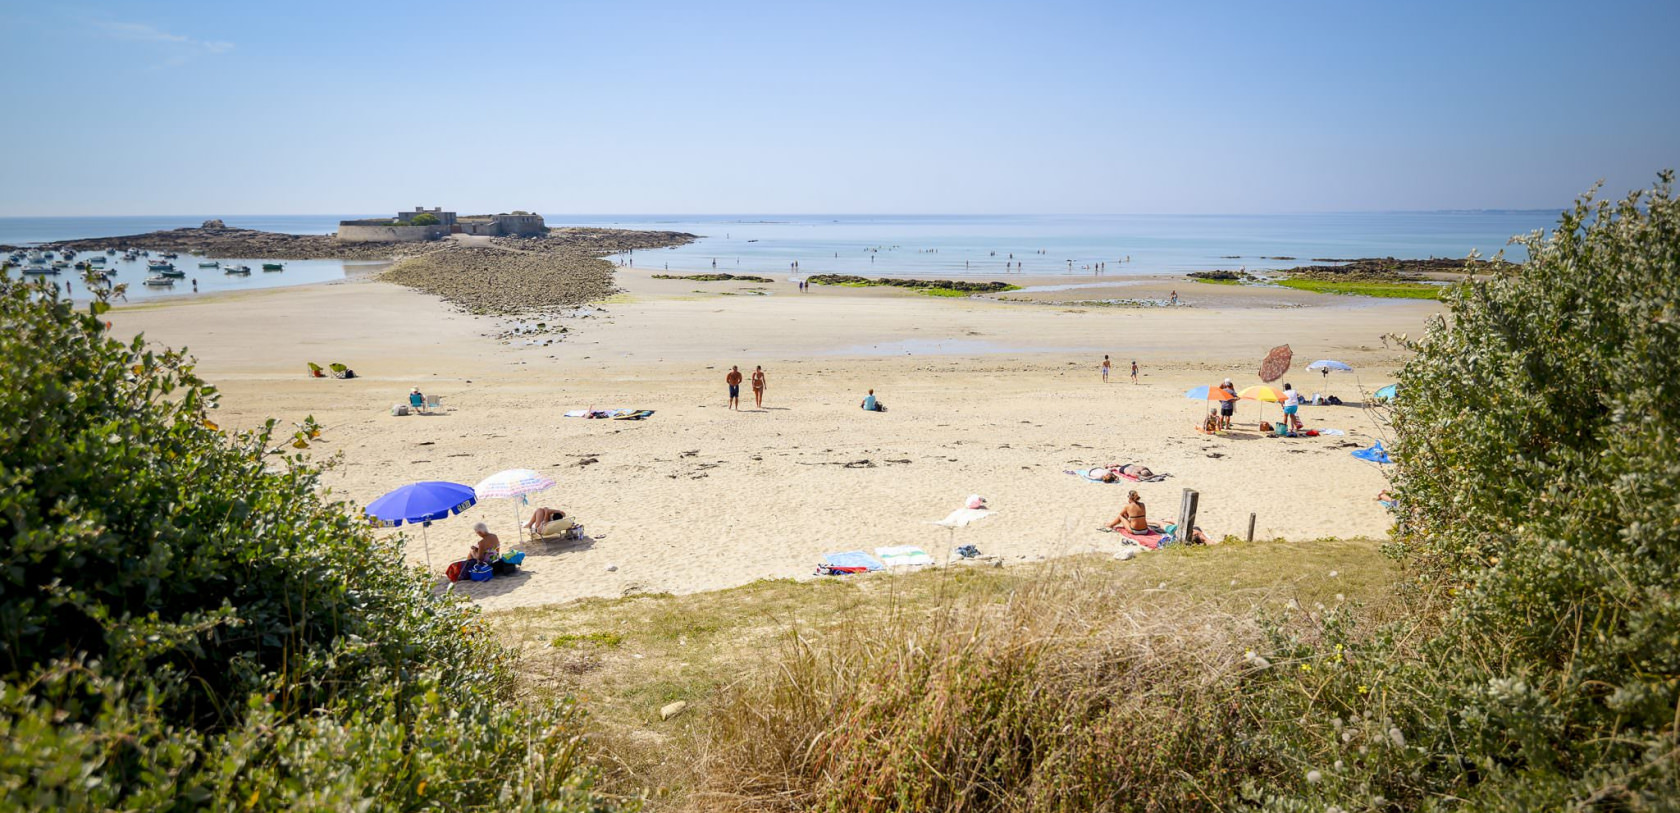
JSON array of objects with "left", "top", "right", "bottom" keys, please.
[
  {"left": 0, "top": 277, "right": 623, "bottom": 810},
  {"left": 1246, "top": 173, "right": 1680, "bottom": 809},
  {"left": 409, "top": 213, "right": 441, "bottom": 227}
]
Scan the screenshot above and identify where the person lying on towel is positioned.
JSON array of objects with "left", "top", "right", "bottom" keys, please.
[
  {"left": 1090, "top": 464, "right": 1154, "bottom": 482},
  {"left": 1104, "top": 490, "right": 1152, "bottom": 533}
]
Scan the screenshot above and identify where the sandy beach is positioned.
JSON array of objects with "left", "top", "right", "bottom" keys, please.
[{"left": 109, "top": 269, "right": 1434, "bottom": 611}]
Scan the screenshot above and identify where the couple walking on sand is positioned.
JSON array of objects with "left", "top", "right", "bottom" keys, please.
[{"left": 726, "top": 365, "right": 767, "bottom": 410}]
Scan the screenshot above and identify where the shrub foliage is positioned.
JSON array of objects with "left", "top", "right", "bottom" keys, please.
[{"left": 0, "top": 279, "right": 622, "bottom": 810}]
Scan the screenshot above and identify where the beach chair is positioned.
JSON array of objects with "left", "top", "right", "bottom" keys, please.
[
  {"left": 409, "top": 391, "right": 426, "bottom": 414},
  {"left": 424, "top": 394, "right": 443, "bottom": 412},
  {"left": 307, "top": 362, "right": 325, "bottom": 378}
]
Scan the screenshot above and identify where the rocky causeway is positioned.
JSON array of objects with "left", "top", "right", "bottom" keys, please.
[{"left": 15, "top": 221, "right": 696, "bottom": 314}]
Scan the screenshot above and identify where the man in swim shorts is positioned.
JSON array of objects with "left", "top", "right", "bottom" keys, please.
[{"left": 726, "top": 366, "right": 743, "bottom": 411}]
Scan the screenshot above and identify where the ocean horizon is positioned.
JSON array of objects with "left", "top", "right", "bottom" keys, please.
[{"left": 3, "top": 211, "right": 1556, "bottom": 303}]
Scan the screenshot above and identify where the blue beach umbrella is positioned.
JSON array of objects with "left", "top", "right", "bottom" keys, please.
[
  {"left": 366, "top": 481, "right": 478, "bottom": 569},
  {"left": 1373, "top": 384, "right": 1398, "bottom": 402},
  {"left": 1306, "top": 360, "right": 1354, "bottom": 372}
]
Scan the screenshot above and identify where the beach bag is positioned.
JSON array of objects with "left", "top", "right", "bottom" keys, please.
[
  {"left": 491, "top": 558, "right": 519, "bottom": 576},
  {"left": 467, "top": 563, "right": 494, "bottom": 582},
  {"left": 392, "top": 404, "right": 410, "bottom": 416},
  {"left": 445, "top": 560, "right": 469, "bottom": 582},
  {"left": 502, "top": 550, "right": 526, "bottom": 566}
]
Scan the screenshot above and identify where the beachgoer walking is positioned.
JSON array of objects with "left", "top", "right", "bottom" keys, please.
[
  {"left": 1282, "top": 382, "right": 1302, "bottom": 433},
  {"left": 1101, "top": 355, "right": 1111, "bottom": 383},
  {"left": 726, "top": 366, "right": 743, "bottom": 410},
  {"left": 751, "top": 365, "right": 767, "bottom": 408},
  {"left": 1130, "top": 360, "right": 1139, "bottom": 384}
]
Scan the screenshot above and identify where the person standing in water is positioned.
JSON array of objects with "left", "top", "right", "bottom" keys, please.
[
  {"left": 1101, "top": 355, "right": 1111, "bottom": 383},
  {"left": 726, "top": 366, "right": 743, "bottom": 411},
  {"left": 751, "top": 365, "right": 767, "bottom": 408}
]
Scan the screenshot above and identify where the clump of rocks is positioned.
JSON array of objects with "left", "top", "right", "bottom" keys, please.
[
  {"left": 652, "top": 273, "right": 775, "bottom": 282},
  {"left": 1187, "top": 270, "right": 1259, "bottom": 282},
  {"left": 379, "top": 247, "right": 620, "bottom": 315},
  {"left": 1284, "top": 256, "right": 1514, "bottom": 282},
  {"left": 805, "top": 274, "right": 1017, "bottom": 293}
]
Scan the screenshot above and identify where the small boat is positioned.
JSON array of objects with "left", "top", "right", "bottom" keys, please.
[
  {"left": 198, "top": 260, "right": 220, "bottom": 268},
  {"left": 261, "top": 262, "right": 284, "bottom": 271},
  {"left": 157, "top": 267, "right": 186, "bottom": 278},
  {"left": 51, "top": 260, "right": 70, "bottom": 270},
  {"left": 161, "top": 252, "right": 178, "bottom": 259},
  {"left": 21, "top": 265, "right": 58, "bottom": 275},
  {"left": 142, "top": 275, "right": 175, "bottom": 286},
  {"left": 224, "top": 264, "right": 252, "bottom": 275},
  {"left": 106, "top": 248, "right": 117, "bottom": 254},
  {"left": 88, "top": 256, "right": 106, "bottom": 265},
  {"left": 74, "top": 261, "right": 91, "bottom": 270},
  {"left": 147, "top": 261, "right": 174, "bottom": 271}
]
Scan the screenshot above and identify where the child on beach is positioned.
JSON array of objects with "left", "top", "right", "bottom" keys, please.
[
  {"left": 1130, "top": 360, "right": 1139, "bottom": 384},
  {"left": 1101, "top": 355, "right": 1111, "bottom": 382}
]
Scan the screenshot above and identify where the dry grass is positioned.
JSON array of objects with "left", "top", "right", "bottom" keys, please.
[{"left": 489, "top": 538, "right": 1399, "bottom": 810}]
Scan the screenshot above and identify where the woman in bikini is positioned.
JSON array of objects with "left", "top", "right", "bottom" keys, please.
[
  {"left": 751, "top": 365, "right": 767, "bottom": 408},
  {"left": 1105, "top": 490, "right": 1150, "bottom": 532}
]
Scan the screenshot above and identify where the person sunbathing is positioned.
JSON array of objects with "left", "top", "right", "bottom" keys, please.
[
  {"left": 1201, "top": 410, "right": 1221, "bottom": 433},
  {"left": 1088, "top": 467, "right": 1119, "bottom": 483},
  {"left": 525, "top": 507, "right": 568, "bottom": 531},
  {"left": 1105, "top": 490, "right": 1150, "bottom": 532},
  {"left": 469, "top": 522, "right": 500, "bottom": 564},
  {"left": 1116, "top": 463, "right": 1154, "bottom": 480}
]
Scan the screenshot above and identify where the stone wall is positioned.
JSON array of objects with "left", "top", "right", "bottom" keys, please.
[{"left": 335, "top": 220, "right": 447, "bottom": 243}]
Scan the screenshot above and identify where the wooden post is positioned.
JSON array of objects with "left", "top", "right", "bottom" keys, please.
[
  {"left": 1177, "top": 489, "right": 1199, "bottom": 543},
  {"left": 1246, "top": 512, "right": 1257, "bottom": 543}
]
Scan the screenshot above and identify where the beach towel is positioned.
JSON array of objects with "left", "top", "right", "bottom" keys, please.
[
  {"left": 1065, "top": 468, "right": 1119, "bottom": 483},
  {"left": 1107, "top": 526, "right": 1163, "bottom": 550},
  {"left": 823, "top": 551, "right": 885, "bottom": 571},
  {"left": 564, "top": 408, "right": 655, "bottom": 420},
  {"left": 1352, "top": 441, "right": 1392, "bottom": 464},
  {"left": 1317, "top": 429, "right": 1346, "bottom": 436},
  {"left": 875, "top": 546, "right": 936, "bottom": 567}
]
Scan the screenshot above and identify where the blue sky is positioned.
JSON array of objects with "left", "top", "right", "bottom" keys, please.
[{"left": 1, "top": 0, "right": 1675, "bottom": 215}]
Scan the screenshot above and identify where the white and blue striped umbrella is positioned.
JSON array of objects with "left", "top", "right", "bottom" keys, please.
[
  {"left": 474, "top": 469, "right": 556, "bottom": 500},
  {"left": 1307, "top": 359, "right": 1354, "bottom": 372}
]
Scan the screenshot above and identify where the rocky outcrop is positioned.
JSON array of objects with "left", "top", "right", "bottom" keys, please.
[
  {"left": 201, "top": 219, "right": 226, "bottom": 229},
  {"left": 652, "top": 273, "right": 775, "bottom": 282},
  {"left": 806, "top": 275, "right": 1017, "bottom": 293}
]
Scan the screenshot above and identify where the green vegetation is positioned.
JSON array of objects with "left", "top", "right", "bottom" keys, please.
[
  {"left": 498, "top": 540, "right": 1398, "bottom": 803},
  {"left": 552, "top": 631, "right": 626, "bottom": 649},
  {"left": 0, "top": 279, "right": 619, "bottom": 810},
  {"left": 408, "top": 212, "right": 441, "bottom": 226},
  {"left": 920, "top": 286, "right": 980, "bottom": 296},
  {"left": 1276, "top": 277, "right": 1445, "bottom": 299},
  {"left": 1190, "top": 275, "right": 1243, "bottom": 286}
]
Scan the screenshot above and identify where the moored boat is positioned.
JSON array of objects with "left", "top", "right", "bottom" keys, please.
[
  {"left": 157, "top": 266, "right": 186, "bottom": 278},
  {"left": 161, "top": 252, "right": 178, "bottom": 259},
  {"left": 21, "top": 265, "right": 58, "bottom": 275},
  {"left": 224, "top": 264, "right": 252, "bottom": 275},
  {"left": 261, "top": 262, "right": 284, "bottom": 271},
  {"left": 51, "top": 260, "right": 70, "bottom": 270},
  {"left": 198, "top": 260, "right": 220, "bottom": 268},
  {"left": 142, "top": 275, "right": 175, "bottom": 286},
  {"left": 147, "top": 261, "right": 174, "bottom": 271}
]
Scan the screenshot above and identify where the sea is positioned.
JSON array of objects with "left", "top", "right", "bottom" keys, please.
[{"left": 0, "top": 212, "right": 1558, "bottom": 303}]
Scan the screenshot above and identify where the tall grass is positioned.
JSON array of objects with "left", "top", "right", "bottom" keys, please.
[{"left": 684, "top": 557, "right": 1370, "bottom": 811}]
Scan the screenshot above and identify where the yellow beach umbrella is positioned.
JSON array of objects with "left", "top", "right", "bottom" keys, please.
[
  {"left": 1239, "top": 385, "right": 1287, "bottom": 427},
  {"left": 1238, "top": 385, "right": 1284, "bottom": 402}
]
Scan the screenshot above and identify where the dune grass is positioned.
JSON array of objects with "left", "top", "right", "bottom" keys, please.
[
  {"left": 1276, "top": 278, "right": 1446, "bottom": 299},
  {"left": 493, "top": 538, "right": 1398, "bottom": 808}
]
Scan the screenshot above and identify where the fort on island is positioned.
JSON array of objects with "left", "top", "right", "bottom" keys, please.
[{"left": 335, "top": 206, "right": 546, "bottom": 243}]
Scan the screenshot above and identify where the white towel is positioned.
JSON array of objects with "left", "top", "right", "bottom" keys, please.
[{"left": 875, "top": 546, "right": 936, "bottom": 567}]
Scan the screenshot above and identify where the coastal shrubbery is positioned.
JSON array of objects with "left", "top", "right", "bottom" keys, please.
[{"left": 0, "top": 280, "right": 621, "bottom": 810}]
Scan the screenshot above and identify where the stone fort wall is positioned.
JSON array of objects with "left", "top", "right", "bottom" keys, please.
[{"left": 334, "top": 220, "right": 447, "bottom": 243}]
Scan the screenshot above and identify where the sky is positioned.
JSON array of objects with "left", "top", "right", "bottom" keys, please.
[{"left": 1, "top": 0, "right": 1676, "bottom": 216}]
